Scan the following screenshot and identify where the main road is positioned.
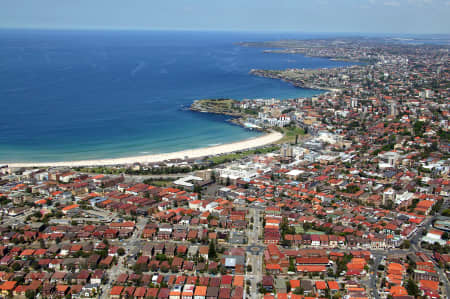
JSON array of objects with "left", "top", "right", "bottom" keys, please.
[{"left": 245, "top": 207, "right": 264, "bottom": 299}]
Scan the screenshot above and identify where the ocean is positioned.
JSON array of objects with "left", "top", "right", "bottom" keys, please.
[{"left": 0, "top": 29, "right": 355, "bottom": 163}]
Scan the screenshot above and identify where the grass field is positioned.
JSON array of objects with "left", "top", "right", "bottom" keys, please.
[
  {"left": 207, "top": 145, "right": 280, "bottom": 165},
  {"left": 275, "top": 126, "right": 306, "bottom": 144}
]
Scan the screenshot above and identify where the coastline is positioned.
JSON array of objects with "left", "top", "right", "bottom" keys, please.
[
  {"left": 249, "top": 69, "right": 340, "bottom": 93},
  {"left": 6, "top": 131, "right": 283, "bottom": 168}
]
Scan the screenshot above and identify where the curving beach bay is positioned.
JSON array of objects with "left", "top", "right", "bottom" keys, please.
[
  {"left": 0, "top": 30, "right": 354, "bottom": 164},
  {"left": 6, "top": 131, "right": 283, "bottom": 168}
]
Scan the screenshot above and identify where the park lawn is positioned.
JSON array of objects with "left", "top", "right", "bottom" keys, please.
[
  {"left": 208, "top": 145, "right": 280, "bottom": 165},
  {"left": 276, "top": 126, "right": 306, "bottom": 144}
]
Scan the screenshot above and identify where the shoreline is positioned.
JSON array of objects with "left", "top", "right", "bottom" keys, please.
[
  {"left": 5, "top": 131, "right": 283, "bottom": 168},
  {"left": 249, "top": 69, "right": 340, "bottom": 93}
]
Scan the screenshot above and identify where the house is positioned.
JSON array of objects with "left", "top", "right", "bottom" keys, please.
[
  {"left": 266, "top": 264, "right": 282, "bottom": 274},
  {"left": 182, "top": 284, "right": 195, "bottom": 299},
  {"left": 297, "top": 265, "right": 326, "bottom": 275},
  {"left": 90, "top": 270, "right": 104, "bottom": 285},
  {"left": 315, "top": 281, "right": 327, "bottom": 296},
  {"left": 206, "top": 286, "right": 219, "bottom": 299},
  {"left": 134, "top": 287, "right": 147, "bottom": 298},
  {"left": 300, "top": 279, "right": 314, "bottom": 295},
  {"left": 262, "top": 276, "right": 274, "bottom": 292},
  {"left": 56, "top": 284, "right": 70, "bottom": 297},
  {"left": 419, "top": 279, "right": 439, "bottom": 298},
  {"left": 80, "top": 284, "right": 98, "bottom": 298},
  {"left": 327, "top": 281, "right": 340, "bottom": 295},
  {"left": 169, "top": 285, "right": 182, "bottom": 299},
  {"left": 194, "top": 286, "right": 207, "bottom": 299},
  {"left": 159, "top": 288, "right": 170, "bottom": 299},
  {"left": 110, "top": 286, "right": 124, "bottom": 299},
  {"left": 199, "top": 246, "right": 209, "bottom": 261},
  {"left": 61, "top": 204, "right": 80, "bottom": 215},
  {"left": 415, "top": 200, "right": 434, "bottom": 215},
  {"left": 218, "top": 287, "right": 231, "bottom": 299},
  {"left": 0, "top": 281, "right": 17, "bottom": 297}
]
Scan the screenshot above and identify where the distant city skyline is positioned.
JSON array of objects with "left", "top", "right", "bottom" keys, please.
[{"left": 1, "top": 0, "right": 449, "bottom": 34}]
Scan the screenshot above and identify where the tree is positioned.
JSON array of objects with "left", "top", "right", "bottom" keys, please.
[
  {"left": 208, "top": 241, "right": 217, "bottom": 259},
  {"left": 30, "top": 259, "right": 40, "bottom": 271},
  {"left": 406, "top": 279, "right": 419, "bottom": 297},
  {"left": 442, "top": 209, "right": 450, "bottom": 217},
  {"left": 413, "top": 121, "right": 425, "bottom": 137},
  {"left": 303, "top": 222, "right": 312, "bottom": 231},
  {"left": 344, "top": 184, "right": 360, "bottom": 194},
  {"left": 332, "top": 293, "right": 342, "bottom": 299},
  {"left": 293, "top": 287, "right": 304, "bottom": 295},
  {"left": 11, "top": 262, "right": 21, "bottom": 271},
  {"left": 39, "top": 239, "right": 46, "bottom": 249},
  {"left": 150, "top": 263, "right": 158, "bottom": 272},
  {"left": 288, "top": 258, "right": 295, "bottom": 272},
  {"left": 25, "top": 290, "right": 36, "bottom": 299},
  {"left": 117, "top": 248, "right": 126, "bottom": 256},
  {"left": 407, "top": 260, "right": 416, "bottom": 274},
  {"left": 400, "top": 240, "right": 411, "bottom": 249}
]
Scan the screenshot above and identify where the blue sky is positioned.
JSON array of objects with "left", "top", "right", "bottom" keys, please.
[{"left": 1, "top": 0, "right": 449, "bottom": 34}]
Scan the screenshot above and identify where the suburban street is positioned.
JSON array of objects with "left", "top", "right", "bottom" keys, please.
[
  {"left": 246, "top": 208, "right": 264, "bottom": 299},
  {"left": 101, "top": 216, "right": 147, "bottom": 298}
]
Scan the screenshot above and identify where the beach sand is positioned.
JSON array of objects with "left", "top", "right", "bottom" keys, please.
[{"left": 6, "top": 131, "right": 283, "bottom": 168}]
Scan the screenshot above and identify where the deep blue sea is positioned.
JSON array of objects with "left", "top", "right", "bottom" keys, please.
[{"left": 0, "top": 30, "right": 355, "bottom": 163}]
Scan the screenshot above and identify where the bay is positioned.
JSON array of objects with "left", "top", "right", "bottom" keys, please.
[{"left": 0, "top": 30, "right": 354, "bottom": 162}]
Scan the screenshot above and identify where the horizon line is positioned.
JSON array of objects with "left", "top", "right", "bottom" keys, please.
[{"left": 0, "top": 26, "right": 449, "bottom": 37}]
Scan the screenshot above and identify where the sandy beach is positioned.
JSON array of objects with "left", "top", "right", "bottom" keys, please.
[{"left": 6, "top": 131, "right": 283, "bottom": 168}]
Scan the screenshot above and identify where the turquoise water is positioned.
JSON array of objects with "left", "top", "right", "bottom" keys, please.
[{"left": 0, "top": 30, "right": 354, "bottom": 162}]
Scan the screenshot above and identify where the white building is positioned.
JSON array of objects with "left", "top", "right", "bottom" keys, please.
[
  {"left": 173, "top": 175, "right": 203, "bottom": 189},
  {"left": 378, "top": 151, "right": 400, "bottom": 169},
  {"left": 395, "top": 191, "right": 414, "bottom": 205},
  {"left": 421, "top": 230, "right": 446, "bottom": 246}
]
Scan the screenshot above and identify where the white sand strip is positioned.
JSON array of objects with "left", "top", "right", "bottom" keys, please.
[{"left": 6, "top": 131, "right": 283, "bottom": 168}]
